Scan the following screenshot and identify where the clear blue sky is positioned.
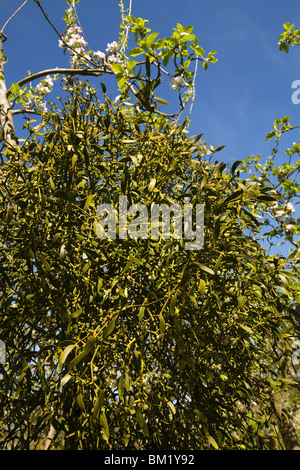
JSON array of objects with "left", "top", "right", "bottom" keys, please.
[{"left": 1, "top": 0, "right": 300, "bottom": 167}]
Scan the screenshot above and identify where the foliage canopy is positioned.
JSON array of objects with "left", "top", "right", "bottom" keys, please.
[{"left": 0, "top": 0, "right": 299, "bottom": 450}]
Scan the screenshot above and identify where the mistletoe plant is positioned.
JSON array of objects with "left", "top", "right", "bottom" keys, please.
[{"left": 0, "top": 0, "right": 299, "bottom": 451}]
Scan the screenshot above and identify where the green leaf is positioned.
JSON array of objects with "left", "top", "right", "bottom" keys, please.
[
  {"left": 239, "top": 323, "right": 254, "bottom": 335},
  {"left": 118, "top": 285, "right": 128, "bottom": 298},
  {"left": 59, "top": 344, "right": 76, "bottom": 373},
  {"left": 159, "top": 313, "right": 165, "bottom": 334},
  {"left": 92, "top": 396, "right": 101, "bottom": 419},
  {"left": 129, "top": 155, "right": 139, "bottom": 166},
  {"left": 184, "top": 25, "right": 194, "bottom": 34},
  {"left": 170, "top": 294, "right": 177, "bottom": 315},
  {"left": 60, "top": 373, "right": 72, "bottom": 387},
  {"left": 194, "top": 46, "right": 205, "bottom": 56},
  {"left": 84, "top": 336, "right": 96, "bottom": 354},
  {"left": 39, "top": 256, "right": 51, "bottom": 271},
  {"left": 194, "top": 409, "right": 207, "bottom": 423},
  {"left": 71, "top": 308, "right": 83, "bottom": 319},
  {"left": 77, "top": 393, "right": 85, "bottom": 411},
  {"left": 155, "top": 97, "right": 169, "bottom": 106},
  {"left": 111, "top": 64, "right": 125, "bottom": 75},
  {"left": 207, "top": 435, "right": 219, "bottom": 449},
  {"left": 126, "top": 60, "right": 138, "bottom": 71},
  {"left": 68, "top": 350, "right": 88, "bottom": 371},
  {"left": 194, "top": 262, "right": 215, "bottom": 276},
  {"left": 167, "top": 401, "right": 176, "bottom": 414},
  {"left": 162, "top": 52, "right": 170, "bottom": 66},
  {"left": 84, "top": 194, "right": 94, "bottom": 210},
  {"left": 173, "top": 317, "right": 183, "bottom": 336},
  {"left": 138, "top": 306, "right": 145, "bottom": 321},
  {"left": 148, "top": 178, "right": 156, "bottom": 192},
  {"left": 257, "top": 195, "right": 278, "bottom": 202},
  {"left": 200, "top": 279, "right": 206, "bottom": 296},
  {"left": 53, "top": 189, "right": 68, "bottom": 199},
  {"left": 221, "top": 189, "right": 243, "bottom": 205},
  {"left": 97, "top": 278, "right": 103, "bottom": 293},
  {"left": 118, "top": 76, "right": 128, "bottom": 88},
  {"left": 125, "top": 372, "right": 130, "bottom": 392},
  {"left": 49, "top": 176, "right": 55, "bottom": 190},
  {"left": 129, "top": 47, "right": 143, "bottom": 56},
  {"left": 146, "top": 32, "right": 159, "bottom": 46},
  {"left": 103, "top": 316, "right": 118, "bottom": 339},
  {"left": 99, "top": 82, "right": 106, "bottom": 94},
  {"left": 10, "top": 83, "right": 21, "bottom": 96},
  {"left": 100, "top": 412, "right": 110, "bottom": 441},
  {"left": 214, "top": 254, "right": 223, "bottom": 273},
  {"left": 181, "top": 33, "right": 196, "bottom": 41},
  {"left": 237, "top": 296, "right": 245, "bottom": 308},
  {"left": 135, "top": 406, "right": 149, "bottom": 436}
]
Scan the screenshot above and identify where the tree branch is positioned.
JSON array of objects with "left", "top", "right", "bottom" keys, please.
[
  {"left": 0, "top": 37, "right": 17, "bottom": 146},
  {"left": 33, "top": 0, "right": 96, "bottom": 68},
  {"left": 16, "top": 67, "right": 112, "bottom": 88},
  {"left": 281, "top": 124, "right": 300, "bottom": 134},
  {"left": 11, "top": 108, "right": 40, "bottom": 116},
  {"left": 1, "top": 0, "right": 30, "bottom": 35},
  {"left": 119, "top": 0, "right": 133, "bottom": 53}
]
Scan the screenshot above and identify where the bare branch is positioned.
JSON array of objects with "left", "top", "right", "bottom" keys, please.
[
  {"left": 16, "top": 67, "right": 112, "bottom": 88},
  {"left": 33, "top": 0, "right": 95, "bottom": 68},
  {"left": 187, "top": 57, "right": 198, "bottom": 119},
  {"left": 1, "top": 0, "right": 30, "bottom": 34},
  {"left": 11, "top": 109, "right": 41, "bottom": 116}
]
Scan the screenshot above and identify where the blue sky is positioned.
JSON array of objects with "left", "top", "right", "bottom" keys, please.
[{"left": 2, "top": 0, "right": 300, "bottom": 166}]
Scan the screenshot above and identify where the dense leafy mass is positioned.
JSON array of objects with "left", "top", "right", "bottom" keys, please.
[
  {"left": 0, "top": 79, "right": 298, "bottom": 449},
  {"left": 0, "top": 0, "right": 299, "bottom": 450}
]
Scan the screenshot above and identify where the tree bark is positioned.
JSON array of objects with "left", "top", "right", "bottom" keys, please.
[
  {"left": 0, "top": 35, "right": 17, "bottom": 147},
  {"left": 278, "top": 410, "right": 300, "bottom": 450}
]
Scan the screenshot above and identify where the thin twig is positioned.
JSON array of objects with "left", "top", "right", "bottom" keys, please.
[
  {"left": 188, "top": 57, "right": 198, "bottom": 119},
  {"left": 120, "top": 0, "right": 133, "bottom": 53},
  {"left": 33, "top": 0, "right": 95, "bottom": 68},
  {"left": 1, "top": 0, "right": 30, "bottom": 34},
  {"left": 72, "top": 0, "right": 90, "bottom": 51}
]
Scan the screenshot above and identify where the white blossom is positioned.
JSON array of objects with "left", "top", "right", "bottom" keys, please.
[
  {"left": 108, "top": 54, "right": 122, "bottom": 64},
  {"left": 275, "top": 210, "right": 284, "bottom": 221},
  {"left": 58, "top": 24, "right": 89, "bottom": 67},
  {"left": 269, "top": 202, "right": 278, "bottom": 212},
  {"left": 170, "top": 75, "right": 187, "bottom": 89},
  {"left": 106, "top": 41, "right": 119, "bottom": 52},
  {"left": 285, "top": 201, "right": 295, "bottom": 213},
  {"left": 94, "top": 50, "right": 106, "bottom": 60}
]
